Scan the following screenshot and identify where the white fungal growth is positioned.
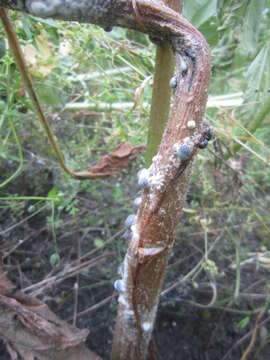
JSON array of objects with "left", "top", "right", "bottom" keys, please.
[
  {"left": 152, "top": 155, "right": 162, "bottom": 163},
  {"left": 148, "top": 172, "right": 164, "bottom": 191},
  {"left": 137, "top": 168, "right": 149, "bottom": 189},
  {"left": 118, "top": 294, "right": 128, "bottom": 306},
  {"left": 142, "top": 322, "right": 152, "bottom": 332},
  {"left": 131, "top": 223, "right": 140, "bottom": 243},
  {"left": 139, "top": 247, "right": 164, "bottom": 257},
  {"left": 118, "top": 263, "right": 124, "bottom": 277},
  {"left": 187, "top": 120, "right": 196, "bottom": 130}
]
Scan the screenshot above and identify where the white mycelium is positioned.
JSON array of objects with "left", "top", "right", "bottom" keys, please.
[
  {"left": 137, "top": 168, "right": 150, "bottom": 189},
  {"left": 142, "top": 322, "right": 152, "bottom": 332},
  {"left": 131, "top": 223, "right": 140, "bottom": 243},
  {"left": 187, "top": 120, "right": 196, "bottom": 129}
]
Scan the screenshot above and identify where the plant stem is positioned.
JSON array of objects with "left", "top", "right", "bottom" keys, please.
[{"left": 145, "top": 0, "right": 182, "bottom": 167}]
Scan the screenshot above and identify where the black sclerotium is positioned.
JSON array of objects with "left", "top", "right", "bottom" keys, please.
[
  {"left": 198, "top": 139, "right": 208, "bottom": 149},
  {"left": 149, "top": 34, "right": 166, "bottom": 46},
  {"left": 205, "top": 127, "right": 214, "bottom": 141},
  {"left": 103, "top": 24, "right": 113, "bottom": 32},
  {"left": 177, "top": 144, "right": 193, "bottom": 161}
]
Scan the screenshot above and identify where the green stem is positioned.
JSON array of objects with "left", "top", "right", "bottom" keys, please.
[
  {"left": 0, "top": 116, "right": 24, "bottom": 188},
  {"left": 145, "top": 43, "right": 175, "bottom": 167},
  {"left": 145, "top": 0, "right": 182, "bottom": 167},
  {"left": 234, "top": 238, "right": 240, "bottom": 302},
  {"left": 0, "top": 9, "right": 99, "bottom": 180}
]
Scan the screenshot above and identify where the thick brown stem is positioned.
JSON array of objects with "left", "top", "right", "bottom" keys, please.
[{"left": 112, "top": 3, "right": 211, "bottom": 360}]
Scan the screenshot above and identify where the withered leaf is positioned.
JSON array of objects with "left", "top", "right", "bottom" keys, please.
[
  {"left": 0, "top": 256, "right": 101, "bottom": 360},
  {"left": 87, "top": 142, "right": 145, "bottom": 177}
]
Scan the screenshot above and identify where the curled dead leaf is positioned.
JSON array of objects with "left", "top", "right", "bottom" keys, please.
[
  {"left": 86, "top": 142, "right": 145, "bottom": 178},
  {"left": 0, "top": 255, "right": 101, "bottom": 360}
]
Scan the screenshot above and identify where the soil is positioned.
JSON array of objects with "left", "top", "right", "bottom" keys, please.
[{"left": 0, "top": 161, "right": 269, "bottom": 360}]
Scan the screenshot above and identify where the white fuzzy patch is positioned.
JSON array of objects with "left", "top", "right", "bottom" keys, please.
[{"left": 187, "top": 120, "right": 196, "bottom": 129}]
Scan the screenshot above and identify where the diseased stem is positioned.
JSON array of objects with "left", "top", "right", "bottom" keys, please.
[{"left": 112, "top": 3, "right": 211, "bottom": 360}]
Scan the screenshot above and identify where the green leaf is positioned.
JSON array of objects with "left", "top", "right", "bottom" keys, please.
[
  {"left": 241, "top": 0, "right": 265, "bottom": 55},
  {"left": 21, "top": 14, "right": 33, "bottom": 41},
  {"left": 238, "top": 316, "right": 250, "bottom": 330},
  {"left": 111, "top": 185, "right": 123, "bottom": 201},
  {"left": 88, "top": 215, "right": 95, "bottom": 226},
  {"left": 27, "top": 205, "right": 36, "bottom": 213},
  {"left": 48, "top": 187, "right": 57, "bottom": 199},
  {"left": 94, "top": 238, "right": 105, "bottom": 249},
  {"left": 199, "top": 19, "right": 219, "bottom": 47},
  {"left": 0, "top": 39, "right": 7, "bottom": 59},
  {"left": 184, "top": 0, "right": 217, "bottom": 28},
  {"left": 50, "top": 253, "right": 60, "bottom": 266},
  {"left": 29, "top": 15, "right": 58, "bottom": 28},
  {"left": 246, "top": 44, "right": 270, "bottom": 91}
]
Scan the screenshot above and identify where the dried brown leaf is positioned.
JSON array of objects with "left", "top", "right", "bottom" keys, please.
[
  {"left": 0, "top": 256, "right": 101, "bottom": 360},
  {"left": 87, "top": 142, "right": 145, "bottom": 177}
]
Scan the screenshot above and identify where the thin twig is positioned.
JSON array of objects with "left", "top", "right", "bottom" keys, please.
[
  {"left": 73, "top": 294, "right": 115, "bottom": 320},
  {"left": 73, "top": 235, "right": 81, "bottom": 326},
  {"left": 240, "top": 307, "right": 267, "bottom": 360},
  {"left": 221, "top": 316, "right": 270, "bottom": 360}
]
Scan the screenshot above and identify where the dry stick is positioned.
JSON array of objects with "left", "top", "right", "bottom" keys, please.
[
  {"left": 73, "top": 236, "right": 81, "bottom": 326},
  {"left": 240, "top": 306, "right": 267, "bottom": 360},
  {"left": 0, "top": 9, "right": 100, "bottom": 180},
  {"left": 221, "top": 315, "right": 270, "bottom": 360},
  {"left": 162, "top": 231, "right": 224, "bottom": 297},
  {"left": 73, "top": 294, "right": 115, "bottom": 320},
  {"left": 24, "top": 253, "right": 110, "bottom": 296}
]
